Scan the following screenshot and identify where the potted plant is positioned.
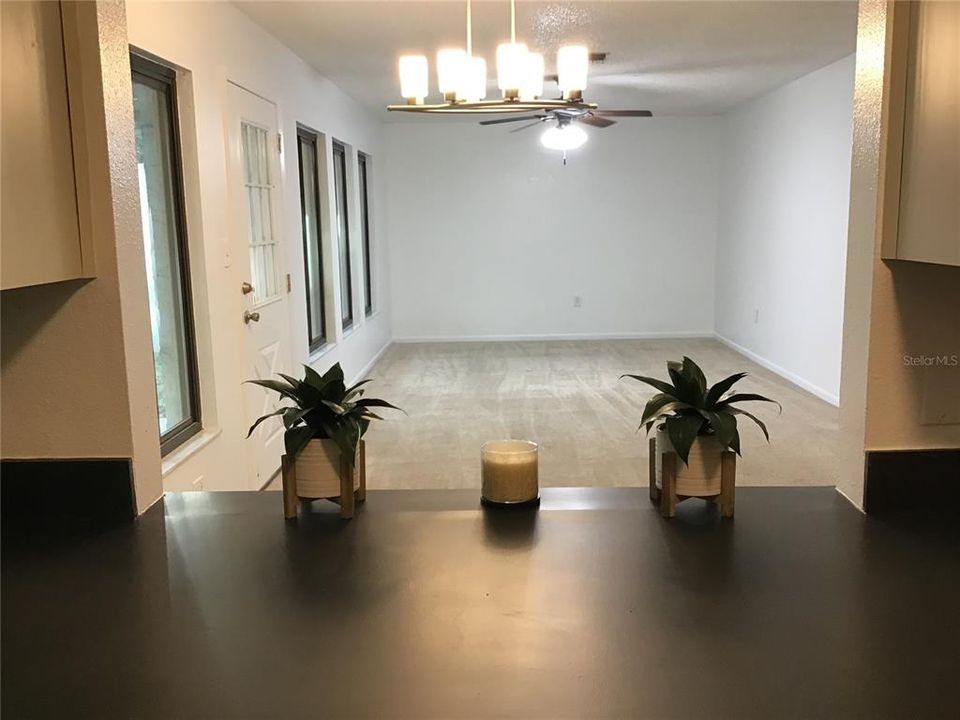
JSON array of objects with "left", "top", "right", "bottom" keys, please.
[
  {"left": 247, "top": 362, "right": 402, "bottom": 519},
  {"left": 621, "top": 356, "right": 779, "bottom": 517}
]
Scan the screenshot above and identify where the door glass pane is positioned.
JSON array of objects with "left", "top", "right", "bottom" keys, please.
[
  {"left": 241, "top": 122, "right": 279, "bottom": 304},
  {"left": 298, "top": 133, "right": 325, "bottom": 348},
  {"left": 333, "top": 142, "right": 353, "bottom": 328},
  {"left": 132, "top": 70, "right": 197, "bottom": 441}
]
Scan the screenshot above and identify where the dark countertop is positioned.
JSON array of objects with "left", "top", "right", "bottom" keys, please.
[{"left": 3, "top": 487, "right": 959, "bottom": 719}]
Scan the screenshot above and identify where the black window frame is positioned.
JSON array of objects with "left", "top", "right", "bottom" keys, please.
[
  {"left": 296, "top": 125, "right": 327, "bottom": 352},
  {"left": 130, "top": 52, "right": 202, "bottom": 456},
  {"left": 332, "top": 140, "right": 353, "bottom": 330},
  {"left": 358, "top": 151, "right": 373, "bottom": 317}
]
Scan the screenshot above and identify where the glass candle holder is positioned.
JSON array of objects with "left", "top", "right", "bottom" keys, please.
[{"left": 481, "top": 440, "right": 539, "bottom": 507}]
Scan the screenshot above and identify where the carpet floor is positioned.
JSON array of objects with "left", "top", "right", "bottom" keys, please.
[{"left": 322, "top": 338, "right": 839, "bottom": 490}]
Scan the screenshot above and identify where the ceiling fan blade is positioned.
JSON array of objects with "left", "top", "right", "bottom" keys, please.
[
  {"left": 593, "top": 110, "right": 654, "bottom": 117},
  {"left": 579, "top": 114, "right": 616, "bottom": 128},
  {"left": 509, "top": 119, "right": 547, "bottom": 133},
  {"left": 479, "top": 114, "right": 544, "bottom": 126}
]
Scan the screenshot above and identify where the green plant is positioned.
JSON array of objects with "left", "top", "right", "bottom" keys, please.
[
  {"left": 621, "top": 356, "right": 780, "bottom": 465},
  {"left": 246, "top": 362, "right": 403, "bottom": 461}
]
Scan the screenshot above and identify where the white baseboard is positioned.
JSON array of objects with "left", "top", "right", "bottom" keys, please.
[
  {"left": 351, "top": 340, "right": 393, "bottom": 382},
  {"left": 393, "top": 331, "right": 716, "bottom": 343},
  {"left": 713, "top": 333, "right": 840, "bottom": 406}
]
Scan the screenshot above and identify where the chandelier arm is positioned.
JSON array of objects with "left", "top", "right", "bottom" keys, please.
[{"left": 387, "top": 99, "right": 598, "bottom": 114}]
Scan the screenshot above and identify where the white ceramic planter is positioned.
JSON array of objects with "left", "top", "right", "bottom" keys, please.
[
  {"left": 654, "top": 429, "right": 724, "bottom": 497},
  {"left": 293, "top": 438, "right": 360, "bottom": 499}
]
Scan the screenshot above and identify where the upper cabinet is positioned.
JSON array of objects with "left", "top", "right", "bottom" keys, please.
[
  {"left": 881, "top": 1, "right": 960, "bottom": 267},
  {"left": 1, "top": 1, "right": 94, "bottom": 290}
]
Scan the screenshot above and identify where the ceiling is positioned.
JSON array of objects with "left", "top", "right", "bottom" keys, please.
[{"left": 236, "top": 1, "right": 857, "bottom": 118}]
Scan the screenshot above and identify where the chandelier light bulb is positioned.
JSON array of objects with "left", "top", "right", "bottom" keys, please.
[
  {"left": 540, "top": 124, "right": 588, "bottom": 151},
  {"left": 557, "top": 45, "right": 589, "bottom": 99},
  {"left": 460, "top": 55, "right": 487, "bottom": 102},
  {"left": 519, "top": 52, "right": 544, "bottom": 101},
  {"left": 437, "top": 49, "right": 467, "bottom": 101},
  {"left": 496, "top": 42, "right": 528, "bottom": 98},
  {"left": 399, "top": 55, "right": 429, "bottom": 104}
]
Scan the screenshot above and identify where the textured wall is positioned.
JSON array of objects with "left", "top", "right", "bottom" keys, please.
[
  {"left": 837, "top": 0, "right": 960, "bottom": 508},
  {"left": 0, "top": 1, "right": 162, "bottom": 513}
]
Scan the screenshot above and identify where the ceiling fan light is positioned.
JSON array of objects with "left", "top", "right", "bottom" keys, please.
[
  {"left": 399, "top": 55, "right": 429, "bottom": 103},
  {"left": 437, "top": 49, "right": 467, "bottom": 100},
  {"left": 519, "top": 52, "right": 544, "bottom": 101},
  {"left": 540, "top": 124, "right": 587, "bottom": 151},
  {"left": 496, "top": 42, "right": 528, "bottom": 96},
  {"left": 460, "top": 55, "right": 487, "bottom": 102},
  {"left": 557, "top": 45, "right": 589, "bottom": 97}
]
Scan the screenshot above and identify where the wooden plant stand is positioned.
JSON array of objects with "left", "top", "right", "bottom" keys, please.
[
  {"left": 648, "top": 438, "right": 735, "bottom": 519},
  {"left": 281, "top": 440, "right": 366, "bottom": 520}
]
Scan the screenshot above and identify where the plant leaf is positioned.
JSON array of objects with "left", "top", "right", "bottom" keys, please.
[
  {"left": 321, "top": 363, "right": 345, "bottom": 386},
  {"left": 641, "top": 395, "right": 695, "bottom": 426},
  {"left": 246, "top": 408, "right": 288, "bottom": 438},
  {"left": 729, "top": 407, "right": 771, "bottom": 442},
  {"left": 322, "top": 399, "right": 349, "bottom": 415},
  {"left": 664, "top": 414, "right": 704, "bottom": 465},
  {"left": 620, "top": 374, "right": 677, "bottom": 396},
  {"left": 302, "top": 364, "right": 327, "bottom": 389},
  {"left": 717, "top": 393, "right": 782, "bottom": 413},
  {"left": 667, "top": 360, "right": 702, "bottom": 406},
  {"left": 282, "top": 406, "right": 311, "bottom": 430},
  {"left": 284, "top": 425, "right": 315, "bottom": 459},
  {"left": 682, "top": 357, "right": 708, "bottom": 404},
  {"left": 705, "top": 372, "right": 748, "bottom": 408},
  {"left": 245, "top": 378, "right": 299, "bottom": 402},
  {"left": 353, "top": 398, "right": 406, "bottom": 414},
  {"left": 702, "top": 410, "right": 740, "bottom": 454}
]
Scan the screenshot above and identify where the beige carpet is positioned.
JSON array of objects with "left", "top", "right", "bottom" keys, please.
[{"left": 336, "top": 338, "right": 838, "bottom": 490}]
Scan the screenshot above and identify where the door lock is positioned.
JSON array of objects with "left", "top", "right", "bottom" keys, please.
[
  {"left": 241, "top": 281, "right": 255, "bottom": 295},
  {"left": 243, "top": 310, "right": 261, "bottom": 324}
]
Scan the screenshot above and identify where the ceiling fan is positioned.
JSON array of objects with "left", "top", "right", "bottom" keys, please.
[{"left": 479, "top": 107, "right": 653, "bottom": 163}]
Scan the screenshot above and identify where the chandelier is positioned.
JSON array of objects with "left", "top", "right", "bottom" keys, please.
[{"left": 388, "top": 0, "right": 595, "bottom": 115}]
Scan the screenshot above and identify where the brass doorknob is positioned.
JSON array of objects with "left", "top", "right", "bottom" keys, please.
[
  {"left": 243, "top": 310, "right": 260, "bottom": 324},
  {"left": 241, "top": 281, "right": 255, "bottom": 295}
]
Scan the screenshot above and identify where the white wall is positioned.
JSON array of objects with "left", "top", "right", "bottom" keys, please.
[
  {"left": 385, "top": 118, "right": 719, "bottom": 341},
  {"left": 126, "top": 1, "right": 392, "bottom": 491},
  {"left": 715, "top": 55, "right": 855, "bottom": 405}
]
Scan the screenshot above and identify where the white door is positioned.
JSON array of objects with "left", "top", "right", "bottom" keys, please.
[{"left": 226, "top": 84, "right": 290, "bottom": 490}]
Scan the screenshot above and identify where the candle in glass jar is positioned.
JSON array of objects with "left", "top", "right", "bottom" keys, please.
[{"left": 481, "top": 440, "right": 539, "bottom": 505}]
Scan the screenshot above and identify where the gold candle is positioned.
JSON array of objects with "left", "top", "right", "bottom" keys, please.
[{"left": 481, "top": 440, "right": 539, "bottom": 506}]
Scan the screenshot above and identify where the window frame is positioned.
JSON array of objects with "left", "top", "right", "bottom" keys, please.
[
  {"left": 358, "top": 151, "right": 373, "bottom": 317},
  {"left": 296, "top": 125, "right": 327, "bottom": 352},
  {"left": 130, "top": 52, "right": 202, "bottom": 456},
  {"left": 332, "top": 139, "right": 353, "bottom": 330}
]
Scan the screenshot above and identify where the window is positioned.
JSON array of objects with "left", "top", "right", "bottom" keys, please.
[
  {"left": 241, "top": 122, "right": 279, "bottom": 305},
  {"left": 358, "top": 152, "right": 373, "bottom": 316},
  {"left": 131, "top": 54, "right": 201, "bottom": 455},
  {"left": 332, "top": 140, "right": 353, "bottom": 330},
  {"left": 297, "top": 127, "right": 326, "bottom": 351}
]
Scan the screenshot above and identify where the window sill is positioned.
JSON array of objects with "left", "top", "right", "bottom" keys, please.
[
  {"left": 161, "top": 428, "right": 222, "bottom": 477},
  {"left": 366, "top": 309, "right": 380, "bottom": 321},
  {"left": 309, "top": 340, "right": 337, "bottom": 363},
  {"left": 341, "top": 324, "right": 359, "bottom": 341}
]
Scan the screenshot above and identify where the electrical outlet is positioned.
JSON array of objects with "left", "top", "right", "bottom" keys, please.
[{"left": 573, "top": 295, "right": 582, "bottom": 308}]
